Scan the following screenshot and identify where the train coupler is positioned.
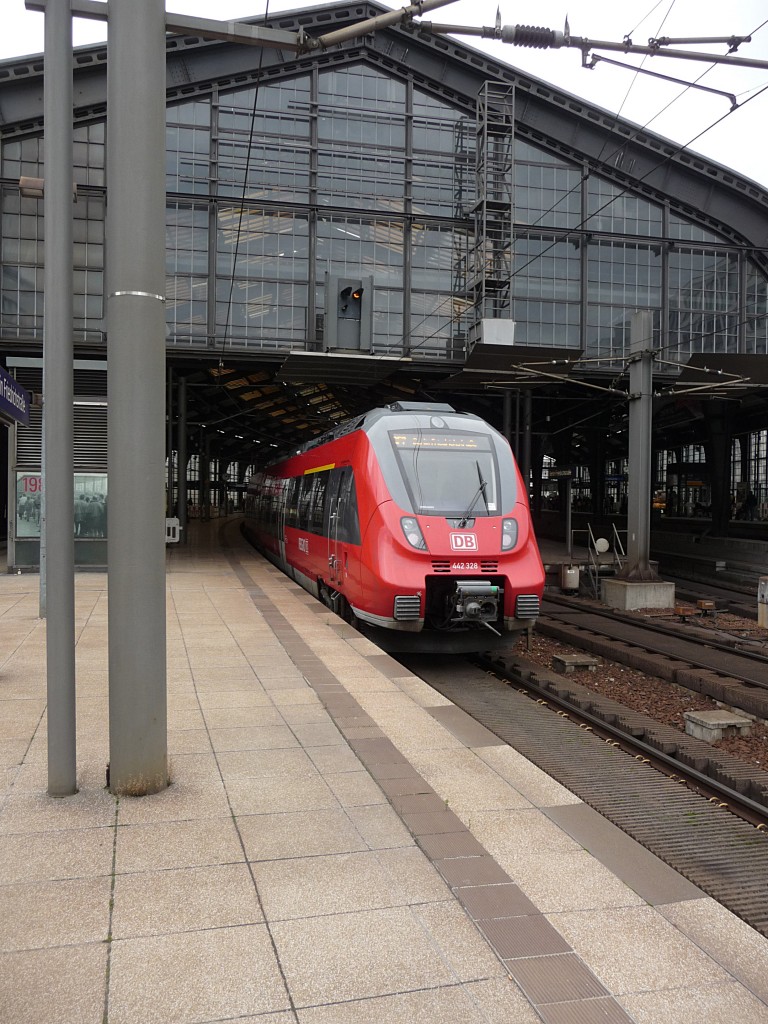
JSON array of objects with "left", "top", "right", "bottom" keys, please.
[{"left": 449, "top": 580, "right": 502, "bottom": 632}]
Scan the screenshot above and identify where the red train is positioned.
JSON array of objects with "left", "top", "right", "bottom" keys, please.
[{"left": 243, "top": 401, "right": 544, "bottom": 652}]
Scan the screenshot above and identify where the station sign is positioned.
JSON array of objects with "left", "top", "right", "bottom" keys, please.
[
  {"left": 548, "top": 466, "right": 574, "bottom": 480},
  {"left": 0, "top": 366, "right": 30, "bottom": 427}
]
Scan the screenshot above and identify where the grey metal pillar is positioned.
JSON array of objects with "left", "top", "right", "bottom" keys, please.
[
  {"left": 39, "top": 403, "right": 46, "bottom": 619},
  {"left": 521, "top": 389, "right": 532, "bottom": 499},
  {"left": 219, "top": 460, "right": 229, "bottom": 515},
  {"left": 403, "top": 81, "right": 413, "bottom": 354},
  {"left": 177, "top": 377, "right": 188, "bottom": 541},
  {"left": 166, "top": 366, "right": 173, "bottom": 516},
  {"left": 106, "top": 0, "right": 168, "bottom": 795},
  {"left": 515, "top": 391, "right": 520, "bottom": 459},
  {"left": 703, "top": 401, "right": 733, "bottom": 536},
  {"left": 237, "top": 460, "right": 246, "bottom": 510},
  {"left": 44, "top": 0, "right": 77, "bottom": 797},
  {"left": 200, "top": 433, "right": 211, "bottom": 521},
  {"left": 502, "top": 390, "right": 512, "bottom": 447},
  {"left": 622, "top": 311, "right": 657, "bottom": 580}
]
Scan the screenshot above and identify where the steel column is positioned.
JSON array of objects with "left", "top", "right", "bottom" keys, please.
[
  {"left": 521, "top": 389, "right": 532, "bottom": 497},
  {"left": 177, "top": 377, "right": 188, "bottom": 540},
  {"left": 44, "top": 0, "right": 76, "bottom": 797},
  {"left": 106, "top": 0, "right": 167, "bottom": 795},
  {"left": 502, "top": 390, "right": 512, "bottom": 446},
  {"left": 166, "top": 366, "right": 174, "bottom": 516},
  {"left": 623, "top": 311, "right": 657, "bottom": 579},
  {"left": 201, "top": 433, "right": 211, "bottom": 521}
]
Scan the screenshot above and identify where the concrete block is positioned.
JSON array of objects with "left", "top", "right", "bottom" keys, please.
[
  {"left": 552, "top": 654, "right": 600, "bottom": 674},
  {"left": 601, "top": 579, "right": 675, "bottom": 611},
  {"left": 683, "top": 710, "right": 752, "bottom": 742}
]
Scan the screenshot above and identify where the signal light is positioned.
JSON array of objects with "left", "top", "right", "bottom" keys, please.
[
  {"left": 324, "top": 273, "right": 373, "bottom": 351},
  {"left": 339, "top": 285, "right": 364, "bottom": 313}
]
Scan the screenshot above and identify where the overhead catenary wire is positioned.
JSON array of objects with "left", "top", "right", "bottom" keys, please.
[
  {"left": 198, "top": 6, "right": 768, "bottom": 425},
  {"left": 203, "top": 7, "right": 768, "bottom": 372},
  {"left": 218, "top": 1, "right": 272, "bottom": 368},
  {"left": 393, "top": 16, "right": 768, "bottom": 360},
  {"left": 508, "top": 38, "right": 768, "bottom": 287}
]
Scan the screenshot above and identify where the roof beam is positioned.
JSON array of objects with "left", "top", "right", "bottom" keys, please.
[{"left": 24, "top": 0, "right": 461, "bottom": 53}]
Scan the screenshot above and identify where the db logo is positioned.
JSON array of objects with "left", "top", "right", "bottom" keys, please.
[{"left": 450, "top": 533, "right": 478, "bottom": 551}]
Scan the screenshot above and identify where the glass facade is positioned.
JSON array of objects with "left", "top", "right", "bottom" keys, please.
[{"left": 1, "top": 56, "right": 767, "bottom": 367}]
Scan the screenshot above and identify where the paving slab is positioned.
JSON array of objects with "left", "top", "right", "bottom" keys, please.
[{"left": 3, "top": 520, "right": 768, "bottom": 1024}]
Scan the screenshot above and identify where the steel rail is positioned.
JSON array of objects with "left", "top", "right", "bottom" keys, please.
[
  {"left": 476, "top": 652, "right": 768, "bottom": 828},
  {"left": 542, "top": 594, "right": 768, "bottom": 675}
]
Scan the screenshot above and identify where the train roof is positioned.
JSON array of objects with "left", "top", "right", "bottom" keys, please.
[{"left": 301, "top": 401, "right": 482, "bottom": 453}]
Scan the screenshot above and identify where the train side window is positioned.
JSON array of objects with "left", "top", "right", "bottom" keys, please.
[
  {"left": 308, "top": 471, "right": 329, "bottom": 534},
  {"left": 338, "top": 467, "right": 360, "bottom": 545},
  {"left": 285, "top": 476, "right": 300, "bottom": 530},
  {"left": 274, "top": 478, "right": 287, "bottom": 536},
  {"left": 297, "top": 476, "right": 313, "bottom": 531},
  {"left": 262, "top": 475, "right": 275, "bottom": 532},
  {"left": 270, "top": 477, "right": 282, "bottom": 536},
  {"left": 324, "top": 468, "right": 344, "bottom": 537},
  {"left": 265, "top": 477, "right": 274, "bottom": 534}
]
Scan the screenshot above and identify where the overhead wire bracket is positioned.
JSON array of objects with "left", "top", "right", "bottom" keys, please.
[{"left": 583, "top": 52, "right": 739, "bottom": 108}]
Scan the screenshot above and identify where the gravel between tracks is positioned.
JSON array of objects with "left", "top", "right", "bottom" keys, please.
[{"left": 527, "top": 602, "right": 768, "bottom": 773}]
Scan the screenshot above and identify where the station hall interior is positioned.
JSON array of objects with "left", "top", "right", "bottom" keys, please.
[
  {"left": 2, "top": 1, "right": 768, "bottom": 563},
  {"left": 4, "top": 9, "right": 768, "bottom": 1020}
]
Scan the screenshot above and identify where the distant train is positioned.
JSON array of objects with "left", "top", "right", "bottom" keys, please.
[{"left": 243, "top": 401, "right": 544, "bottom": 653}]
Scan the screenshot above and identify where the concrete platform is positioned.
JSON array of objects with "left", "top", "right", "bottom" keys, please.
[{"left": 2, "top": 517, "right": 768, "bottom": 1023}]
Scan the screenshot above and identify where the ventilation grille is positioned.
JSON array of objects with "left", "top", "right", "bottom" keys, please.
[
  {"left": 394, "top": 595, "right": 421, "bottom": 620},
  {"left": 515, "top": 594, "right": 540, "bottom": 619},
  {"left": 431, "top": 561, "right": 451, "bottom": 573},
  {"left": 15, "top": 405, "right": 108, "bottom": 472},
  {"left": 15, "top": 406, "right": 42, "bottom": 469},
  {"left": 13, "top": 366, "right": 107, "bottom": 398},
  {"left": 12, "top": 365, "right": 108, "bottom": 472}
]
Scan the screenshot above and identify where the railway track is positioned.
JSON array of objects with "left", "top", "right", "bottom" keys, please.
[
  {"left": 663, "top": 573, "right": 760, "bottom": 621},
  {"left": 402, "top": 651, "right": 768, "bottom": 937},
  {"left": 537, "top": 596, "right": 768, "bottom": 722}
]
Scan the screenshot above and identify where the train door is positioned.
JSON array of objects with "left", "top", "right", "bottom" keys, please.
[
  {"left": 277, "top": 478, "right": 289, "bottom": 565},
  {"left": 326, "top": 466, "right": 360, "bottom": 591},
  {"left": 325, "top": 468, "right": 345, "bottom": 589}
]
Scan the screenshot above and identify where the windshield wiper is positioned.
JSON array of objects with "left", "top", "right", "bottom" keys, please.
[{"left": 458, "top": 461, "right": 489, "bottom": 527}]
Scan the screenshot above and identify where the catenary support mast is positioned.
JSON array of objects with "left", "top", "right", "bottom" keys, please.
[{"left": 622, "top": 311, "right": 658, "bottom": 580}]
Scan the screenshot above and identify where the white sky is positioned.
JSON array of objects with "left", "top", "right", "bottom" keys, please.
[{"left": 3, "top": 0, "right": 768, "bottom": 186}]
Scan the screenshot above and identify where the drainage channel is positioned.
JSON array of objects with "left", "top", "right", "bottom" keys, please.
[{"left": 405, "top": 654, "right": 768, "bottom": 938}]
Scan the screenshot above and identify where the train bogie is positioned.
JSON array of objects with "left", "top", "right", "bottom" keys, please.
[{"left": 244, "top": 402, "right": 544, "bottom": 653}]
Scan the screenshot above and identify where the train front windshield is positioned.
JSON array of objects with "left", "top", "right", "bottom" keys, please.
[{"left": 390, "top": 430, "right": 499, "bottom": 517}]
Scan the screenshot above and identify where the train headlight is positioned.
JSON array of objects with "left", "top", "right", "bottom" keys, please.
[
  {"left": 501, "top": 518, "right": 518, "bottom": 551},
  {"left": 400, "top": 517, "right": 427, "bottom": 551}
]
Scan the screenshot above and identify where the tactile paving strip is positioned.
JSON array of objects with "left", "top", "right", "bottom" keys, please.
[
  {"left": 223, "top": 547, "right": 635, "bottom": 1022},
  {"left": 418, "top": 657, "right": 768, "bottom": 937}
]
